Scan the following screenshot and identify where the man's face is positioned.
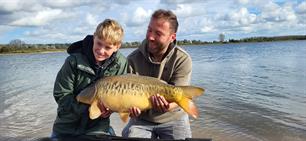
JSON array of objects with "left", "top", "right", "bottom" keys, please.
[
  {"left": 146, "top": 18, "right": 176, "bottom": 55},
  {"left": 93, "top": 37, "right": 119, "bottom": 62}
]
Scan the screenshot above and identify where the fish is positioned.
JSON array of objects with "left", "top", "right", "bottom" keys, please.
[{"left": 76, "top": 74, "right": 204, "bottom": 122}]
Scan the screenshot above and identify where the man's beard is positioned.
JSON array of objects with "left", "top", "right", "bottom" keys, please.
[{"left": 148, "top": 41, "right": 167, "bottom": 55}]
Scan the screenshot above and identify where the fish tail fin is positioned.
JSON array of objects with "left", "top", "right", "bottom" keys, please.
[
  {"left": 178, "top": 86, "right": 205, "bottom": 99},
  {"left": 176, "top": 86, "right": 204, "bottom": 119},
  {"left": 177, "top": 97, "right": 199, "bottom": 119}
]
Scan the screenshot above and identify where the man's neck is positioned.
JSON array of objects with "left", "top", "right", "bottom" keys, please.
[
  {"left": 151, "top": 53, "right": 164, "bottom": 62},
  {"left": 150, "top": 44, "right": 174, "bottom": 62}
]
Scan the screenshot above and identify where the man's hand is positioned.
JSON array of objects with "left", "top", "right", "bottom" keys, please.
[
  {"left": 129, "top": 107, "right": 141, "bottom": 118},
  {"left": 98, "top": 101, "right": 112, "bottom": 118},
  {"left": 151, "top": 94, "right": 170, "bottom": 113}
]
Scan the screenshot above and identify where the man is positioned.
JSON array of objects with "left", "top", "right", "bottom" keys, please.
[
  {"left": 122, "top": 9, "right": 193, "bottom": 139},
  {"left": 52, "top": 19, "right": 127, "bottom": 138}
]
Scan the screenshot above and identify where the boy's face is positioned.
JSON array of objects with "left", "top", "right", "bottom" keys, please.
[{"left": 93, "top": 37, "right": 120, "bottom": 62}]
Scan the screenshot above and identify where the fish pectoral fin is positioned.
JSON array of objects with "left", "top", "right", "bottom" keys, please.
[
  {"left": 89, "top": 100, "right": 102, "bottom": 119},
  {"left": 177, "top": 97, "right": 199, "bottom": 119},
  {"left": 179, "top": 86, "right": 205, "bottom": 98},
  {"left": 119, "top": 113, "right": 129, "bottom": 123},
  {"left": 76, "top": 84, "right": 97, "bottom": 104}
]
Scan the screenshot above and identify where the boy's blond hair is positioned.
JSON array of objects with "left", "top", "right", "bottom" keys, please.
[{"left": 94, "top": 19, "right": 124, "bottom": 46}]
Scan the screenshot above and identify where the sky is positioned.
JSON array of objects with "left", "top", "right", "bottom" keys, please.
[{"left": 0, "top": 0, "right": 305, "bottom": 44}]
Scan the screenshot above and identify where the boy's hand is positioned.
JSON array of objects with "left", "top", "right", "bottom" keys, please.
[{"left": 98, "top": 101, "right": 112, "bottom": 118}]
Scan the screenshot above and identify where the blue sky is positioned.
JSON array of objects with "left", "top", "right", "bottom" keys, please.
[{"left": 0, "top": 0, "right": 305, "bottom": 44}]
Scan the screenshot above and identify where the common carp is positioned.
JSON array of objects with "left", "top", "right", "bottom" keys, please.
[{"left": 76, "top": 74, "right": 204, "bottom": 122}]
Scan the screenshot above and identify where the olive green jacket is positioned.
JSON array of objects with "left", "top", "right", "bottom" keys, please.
[
  {"left": 52, "top": 36, "right": 128, "bottom": 136},
  {"left": 127, "top": 39, "right": 192, "bottom": 123}
]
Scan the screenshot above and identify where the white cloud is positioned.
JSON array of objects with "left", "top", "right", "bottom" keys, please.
[
  {"left": 0, "top": 0, "right": 28, "bottom": 12},
  {"left": 201, "top": 25, "right": 215, "bottom": 33},
  {"left": 259, "top": 2, "right": 297, "bottom": 22},
  {"left": 10, "top": 9, "right": 65, "bottom": 26},
  {"left": 237, "top": 0, "right": 249, "bottom": 5},
  {"left": 0, "top": 0, "right": 22, "bottom": 12},
  {"left": 160, "top": 0, "right": 203, "bottom": 5},
  {"left": 159, "top": 0, "right": 209, "bottom": 19},
  {"left": 240, "top": 26, "right": 253, "bottom": 33},
  {"left": 111, "top": 0, "right": 133, "bottom": 5},
  {"left": 0, "top": 0, "right": 305, "bottom": 44},
  {"left": 44, "top": 0, "right": 93, "bottom": 8},
  {"left": 126, "top": 7, "right": 152, "bottom": 27},
  {"left": 24, "top": 26, "right": 85, "bottom": 43},
  {"left": 296, "top": 1, "right": 306, "bottom": 24},
  {"left": 0, "top": 1, "right": 104, "bottom": 26},
  {"left": 86, "top": 13, "right": 98, "bottom": 26},
  {"left": 224, "top": 7, "right": 257, "bottom": 26},
  {"left": 172, "top": 4, "right": 193, "bottom": 18},
  {"left": 296, "top": 1, "right": 306, "bottom": 14},
  {"left": 202, "top": 2, "right": 275, "bottom": 36},
  {"left": 0, "top": 0, "right": 46, "bottom": 13}
]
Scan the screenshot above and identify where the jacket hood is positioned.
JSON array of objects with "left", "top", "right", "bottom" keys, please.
[{"left": 67, "top": 35, "right": 96, "bottom": 67}]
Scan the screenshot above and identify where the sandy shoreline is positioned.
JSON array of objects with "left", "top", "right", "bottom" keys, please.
[{"left": 0, "top": 50, "right": 65, "bottom": 56}]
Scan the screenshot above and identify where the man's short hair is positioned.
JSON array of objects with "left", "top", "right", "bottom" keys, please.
[
  {"left": 94, "top": 19, "right": 124, "bottom": 45},
  {"left": 151, "top": 9, "right": 179, "bottom": 33}
]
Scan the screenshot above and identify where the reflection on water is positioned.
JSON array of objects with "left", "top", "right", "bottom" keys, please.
[
  {"left": 0, "top": 41, "right": 306, "bottom": 141},
  {"left": 0, "top": 53, "right": 66, "bottom": 140},
  {"left": 186, "top": 41, "right": 306, "bottom": 141}
]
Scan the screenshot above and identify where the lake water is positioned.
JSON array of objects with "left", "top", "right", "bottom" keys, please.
[{"left": 0, "top": 40, "right": 305, "bottom": 141}]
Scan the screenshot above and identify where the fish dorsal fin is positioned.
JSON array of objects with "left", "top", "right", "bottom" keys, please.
[
  {"left": 76, "top": 84, "right": 97, "bottom": 104},
  {"left": 119, "top": 113, "right": 129, "bottom": 123},
  {"left": 112, "top": 74, "right": 168, "bottom": 85},
  {"left": 89, "top": 100, "right": 102, "bottom": 119},
  {"left": 178, "top": 86, "right": 205, "bottom": 99}
]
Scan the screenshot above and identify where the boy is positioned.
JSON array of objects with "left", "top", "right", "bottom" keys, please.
[{"left": 52, "top": 19, "right": 127, "bottom": 138}]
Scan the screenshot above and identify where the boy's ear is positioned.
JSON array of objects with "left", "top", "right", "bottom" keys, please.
[
  {"left": 114, "top": 43, "right": 121, "bottom": 52},
  {"left": 117, "top": 43, "right": 122, "bottom": 49}
]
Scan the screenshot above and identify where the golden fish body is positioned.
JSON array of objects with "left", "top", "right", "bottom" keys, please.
[{"left": 77, "top": 74, "right": 204, "bottom": 122}]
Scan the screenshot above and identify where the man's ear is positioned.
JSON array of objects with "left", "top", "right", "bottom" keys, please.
[{"left": 170, "top": 33, "right": 176, "bottom": 42}]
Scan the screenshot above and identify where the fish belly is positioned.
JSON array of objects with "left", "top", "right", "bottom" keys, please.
[{"left": 100, "top": 90, "right": 152, "bottom": 112}]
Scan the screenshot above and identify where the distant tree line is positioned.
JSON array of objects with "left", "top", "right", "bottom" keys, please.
[
  {"left": 0, "top": 41, "right": 71, "bottom": 54},
  {"left": 228, "top": 35, "right": 306, "bottom": 43},
  {"left": 1, "top": 35, "right": 305, "bottom": 54},
  {"left": 176, "top": 35, "right": 306, "bottom": 45}
]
